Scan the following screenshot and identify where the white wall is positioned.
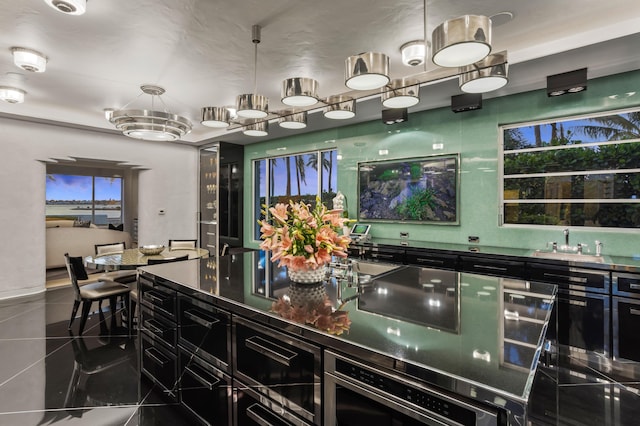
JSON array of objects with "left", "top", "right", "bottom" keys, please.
[{"left": 0, "top": 117, "right": 199, "bottom": 300}]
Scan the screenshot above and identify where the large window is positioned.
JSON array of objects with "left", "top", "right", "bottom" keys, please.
[
  {"left": 500, "top": 109, "right": 640, "bottom": 228},
  {"left": 253, "top": 150, "right": 338, "bottom": 239},
  {"left": 46, "top": 174, "right": 123, "bottom": 226}
]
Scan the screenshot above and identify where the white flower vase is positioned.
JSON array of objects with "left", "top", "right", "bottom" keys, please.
[
  {"left": 287, "top": 266, "right": 327, "bottom": 284},
  {"left": 287, "top": 281, "right": 327, "bottom": 309}
]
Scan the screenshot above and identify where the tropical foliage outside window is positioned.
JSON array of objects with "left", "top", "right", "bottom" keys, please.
[
  {"left": 254, "top": 150, "right": 338, "bottom": 240},
  {"left": 46, "top": 174, "right": 123, "bottom": 226},
  {"left": 501, "top": 109, "right": 640, "bottom": 228}
]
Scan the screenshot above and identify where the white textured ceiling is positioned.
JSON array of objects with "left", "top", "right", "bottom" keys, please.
[{"left": 1, "top": 0, "right": 639, "bottom": 145}]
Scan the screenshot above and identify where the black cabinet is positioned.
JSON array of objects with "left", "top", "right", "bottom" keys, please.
[
  {"left": 361, "top": 245, "right": 405, "bottom": 263},
  {"left": 460, "top": 255, "right": 525, "bottom": 278},
  {"left": 527, "top": 262, "right": 609, "bottom": 293},
  {"left": 405, "top": 249, "right": 458, "bottom": 270},
  {"left": 613, "top": 296, "right": 640, "bottom": 362}
]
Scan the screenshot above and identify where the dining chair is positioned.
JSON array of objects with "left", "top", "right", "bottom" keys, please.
[
  {"left": 168, "top": 239, "right": 197, "bottom": 250},
  {"left": 147, "top": 254, "right": 190, "bottom": 265},
  {"left": 65, "top": 253, "right": 131, "bottom": 335},
  {"left": 94, "top": 242, "right": 137, "bottom": 284}
]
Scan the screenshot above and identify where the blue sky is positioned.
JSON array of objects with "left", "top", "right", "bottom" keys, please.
[{"left": 46, "top": 174, "right": 122, "bottom": 201}]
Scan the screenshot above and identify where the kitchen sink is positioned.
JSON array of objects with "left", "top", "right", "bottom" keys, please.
[
  {"left": 530, "top": 250, "right": 607, "bottom": 263},
  {"left": 351, "top": 260, "right": 403, "bottom": 277}
]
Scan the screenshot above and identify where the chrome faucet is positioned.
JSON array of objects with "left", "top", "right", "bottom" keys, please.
[
  {"left": 595, "top": 240, "right": 603, "bottom": 256},
  {"left": 563, "top": 228, "right": 570, "bottom": 247}
]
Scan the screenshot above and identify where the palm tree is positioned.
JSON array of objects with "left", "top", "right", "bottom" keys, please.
[
  {"left": 294, "top": 155, "right": 307, "bottom": 196},
  {"left": 576, "top": 112, "right": 640, "bottom": 140}
]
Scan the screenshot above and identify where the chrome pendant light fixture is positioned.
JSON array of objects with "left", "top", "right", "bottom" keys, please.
[
  {"left": 43, "top": 0, "right": 87, "bottom": 15},
  {"left": 278, "top": 110, "right": 307, "bottom": 129},
  {"left": 459, "top": 52, "right": 508, "bottom": 93},
  {"left": 324, "top": 95, "right": 355, "bottom": 119},
  {"left": 243, "top": 121, "right": 268, "bottom": 136},
  {"left": 11, "top": 48, "right": 47, "bottom": 73},
  {"left": 432, "top": 15, "right": 492, "bottom": 67},
  {"left": 201, "top": 106, "right": 231, "bottom": 128},
  {"left": 237, "top": 25, "right": 268, "bottom": 119},
  {"left": 345, "top": 52, "right": 390, "bottom": 90},
  {"left": 0, "top": 86, "right": 26, "bottom": 104},
  {"left": 282, "top": 77, "right": 319, "bottom": 107},
  {"left": 110, "top": 85, "right": 192, "bottom": 141},
  {"left": 382, "top": 78, "right": 420, "bottom": 108}
]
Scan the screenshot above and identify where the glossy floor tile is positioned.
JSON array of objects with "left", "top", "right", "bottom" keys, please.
[{"left": 1, "top": 286, "right": 640, "bottom": 425}]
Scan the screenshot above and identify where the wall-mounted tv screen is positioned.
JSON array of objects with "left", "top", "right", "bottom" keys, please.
[{"left": 358, "top": 154, "right": 459, "bottom": 224}]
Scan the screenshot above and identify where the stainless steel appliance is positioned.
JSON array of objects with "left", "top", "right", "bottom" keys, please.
[
  {"left": 233, "top": 379, "right": 313, "bottom": 426},
  {"left": 324, "top": 351, "right": 503, "bottom": 426}
]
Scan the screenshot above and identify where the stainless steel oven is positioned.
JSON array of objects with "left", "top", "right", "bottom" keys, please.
[
  {"left": 178, "top": 295, "right": 231, "bottom": 371},
  {"left": 232, "top": 316, "right": 321, "bottom": 424},
  {"left": 324, "top": 351, "right": 503, "bottom": 426},
  {"left": 233, "top": 379, "right": 313, "bottom": 426}
]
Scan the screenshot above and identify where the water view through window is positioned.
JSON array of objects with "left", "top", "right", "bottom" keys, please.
[{"left": 46, "top": 174, "right": 123, "bottom": 226}]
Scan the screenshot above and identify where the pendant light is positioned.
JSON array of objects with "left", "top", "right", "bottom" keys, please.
[
  {"left": 243, "top": 121, "right": 268, "bottom": 137},
  {"left": 459, "top": 52, "right": 508, "bottom": 93},
  {"left": 345, "top": 52, "right": 390, "bottom": 90},
  {"left": 432, "top": 15, "right": 492, "bottom": 67},
  {"left": 236, "top": 25, "right": 268, "bottom": 119},
  {"left": 382, "top": 78, "right": 420, "bottom": 108},
  {"left": 282, "top": 77, "right": 319, "bottom": 107},
  {"left": 279, "top": 111, "right": 307, "bottom": 129},
  {"left": 201, "top": 106, "right": 231, "bottom": 128},
  {"left": 324, "top": 95, "right": 355, "bottom": 119}
]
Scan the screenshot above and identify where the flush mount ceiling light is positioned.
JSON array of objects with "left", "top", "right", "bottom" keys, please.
[
  {"left": 547, "top": 68, "right": 587, "bottom": 97},
  {"left": 0, "top": 86, "right": 26, "bottom": 104},
  {"left": 281, "top": 77, "right": 319, "bottom": 107},
  {"left": 400, "top": 41, "right": 427, "bottom": 67},
  {"left": 43, "top": 0, "right": 86, "bottom": 15},
  {"left": 324, "top": 95, "right": 356, "bottom": 119},
  {"left": 432, "top": 15, "right": 492, "bottom": 67},
  {"left": 243, "top": 121, "right": 268, "bottom": 137},
  {"left": 345, "top": 52, "right": 390, "bottom": 90},
  {"left": 459, "top": 52, "right": 508, "bottom": 93},
  {"left": 201, "top": 106, "right": 231, "bottom": 128},
  {"left": 382, "top": 78, "right": 420, "bottom": 108},
  {"left": 11, "top": 47, "right": 47, "bottom": 73},
  {"left": 109, "top": 85, "right": 192, "bottom": 142},
  {"left": 278, "top": 111, "right": 307, "bottom": 129},
  {"left": 236, "top": 25, "right": 268, "bottom": 119}
]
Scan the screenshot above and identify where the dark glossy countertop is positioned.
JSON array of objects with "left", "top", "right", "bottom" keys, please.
[
  {"left": 357, "top": 238, "right": 640, "bottom": 272},
  {"left": 139, "top": 251, "right": 557, "bottom": 418}
]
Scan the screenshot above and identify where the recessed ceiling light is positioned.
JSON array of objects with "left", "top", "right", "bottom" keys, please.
[
  {"left": 43, "top": 0, "right": 87, "bottom": 15},
  {"left": 11, "top": 47, "right": 48, "bottom": 73}
]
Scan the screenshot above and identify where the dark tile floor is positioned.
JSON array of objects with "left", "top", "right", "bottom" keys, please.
[{"left": 0, "top": 286, "right": 639, "bottom": 425}]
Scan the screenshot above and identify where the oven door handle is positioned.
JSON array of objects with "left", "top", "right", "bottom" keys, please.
[
  {"left": 245, "top": 336, "right": 297, "bottom": 366},
  {"left": 246, "top": 403, "right": 288, "bottom": 426},
  {"left": 184, "top": 309, "right": 219, "bottom": 329},
  {"left": 184, "top": 365, "right": 220, "bottom": 391}
]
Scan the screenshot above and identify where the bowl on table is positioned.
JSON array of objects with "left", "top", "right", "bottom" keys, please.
[{"left": 139, "top": 245, "right": 165, "bottom": 255}]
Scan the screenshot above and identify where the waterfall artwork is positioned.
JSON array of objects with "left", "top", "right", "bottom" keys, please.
[{"left": 357, "top": 154, "right": 459, "bottom": 224}]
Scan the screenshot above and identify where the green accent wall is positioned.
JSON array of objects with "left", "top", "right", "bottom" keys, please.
[{"left": 244, "top": 70, "right": 640, "bottom": 258}]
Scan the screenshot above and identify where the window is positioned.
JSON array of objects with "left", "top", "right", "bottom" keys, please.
[
  {"left": 46, "top": 174, "right": 123, "bottom": 226},
  {"left": 500, "top": 109, "right": 640, "bottom": 228},
  {"left": 253, "top": 150, "right": 338, "bottom": 239}
]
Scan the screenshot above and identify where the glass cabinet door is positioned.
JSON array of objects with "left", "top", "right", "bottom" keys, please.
[{"left": 200, "top": 145, "right": 219, "bottom": 255}]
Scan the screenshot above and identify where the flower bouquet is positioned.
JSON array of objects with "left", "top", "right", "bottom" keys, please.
[{"left": 258, "top": 198, "right": 352, "bottom": 273}]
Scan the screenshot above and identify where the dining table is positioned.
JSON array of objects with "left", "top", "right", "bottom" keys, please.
[{"left": 85, "top": 247, "right": 210, "bottom": 270}]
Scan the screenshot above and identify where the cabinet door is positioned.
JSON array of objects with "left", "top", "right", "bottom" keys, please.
[
  {"left": 405, "top": 249, "right": 458, "bottom": 270},
  {"left": 527, "top": 262, "right": 609, "bottom": 293},
  {"left": 460, "top": 255, "right": 525, "bottom": 279},
  {"left": 613, "top": 272, "right": 640, "bottom": 299},
  {"left": 613, "top": 297, "right": 640, "bottom": 362}
]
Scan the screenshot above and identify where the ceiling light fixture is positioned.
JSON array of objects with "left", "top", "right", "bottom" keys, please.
[
  {"left": 400, "top": 41, "right": 427, "bottom": 67},
  {"left": 243, "top": 121, "right": 268, "bottom": 137},
  {"left": 236, "top": 25, "right": 268, "bottom": 119},
  {"left": 324, "top": 95, "right": 356, "bottom": 119},
  {"left": 382, "top": 108, "right": 408, "bottom": 125},
  {"left": 459, "top": 52, "right": 508, "bottom": 93},
  {"left": 0, "top": 86, "right": 26, "bottom": 104},
  {"left": 345, "top": 52, "right": 390, "bottom": 90},
  {"left": 278, "top": 111, "right": 307, "bottom": 129},
  {"left": 382, "top": 78, "right": 420, "bottom": 108},
  {"left": 432, "top": 15, "right": 492, "bottom": 67},
  {"left": 11, "top": 47, "right": 47, "bottom": 73},
  {"left": 547, "top": 68, "right": 587, "bottom": 97},
  {"left": 201, "top": 106, "right": 231, "bottom": 128},
  {"left": 43, "top": 0, "right": 87, "bottom": 15},
  {"left": 109, "top": 84, "right": 192, "bottom": 141},
  {"left": 282, "top": 77, "right": 319, "bottom": 107}
]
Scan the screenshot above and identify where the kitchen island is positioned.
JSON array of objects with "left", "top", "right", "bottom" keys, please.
[{"left": 138, "top": 251, "right": 556, "bottom": 425}]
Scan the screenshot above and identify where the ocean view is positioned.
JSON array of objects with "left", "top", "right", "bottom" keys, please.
[{"left": 46, "top": 204, "right": 122, "bottom": 224}]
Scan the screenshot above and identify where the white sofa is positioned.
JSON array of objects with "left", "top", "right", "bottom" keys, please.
[{"left": 46, "top": 226, "right": 133, "bottom": 269}]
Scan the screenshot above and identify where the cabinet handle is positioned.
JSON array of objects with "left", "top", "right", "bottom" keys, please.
[
  {"left": 246, "top": 403, "right": 285, "bottom": 426},
  {"left": 144, "top": 347, "right": 169, "bottom": 366},
  {"left": 184, "top": 309, "right": 219, "bottom": 329},
  {"left": 543, "top": 273, "right": 588, "bottom": 284},
  {"left": 416, "top": 258, "right": 443, "bottom": 265},
  {"left": 184, "top": 365, "right": 220, "bottom": 391},
  {"left": 371, "top": 253, "right": 394, "bottom": 259},
  {"left": 143, "top": 319, "right": 163, "bottom": 335},
  {"left": 473, "top": 264, "right": 507, "bottom": 272},
  {"left": 630, "top": 308, "right": 640, "bottom": 316},
  {"left": 629, "top": 284, "right": 640, "bottom": 290},
  {"left": 245, "top": 336, "right": 297, "bottom": 367},
  {"left": 143, "top": 291, "right": 166, "bottom": 305},
  {"left": 569, "top": 300, "right": 587, "bottom": 307}
]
